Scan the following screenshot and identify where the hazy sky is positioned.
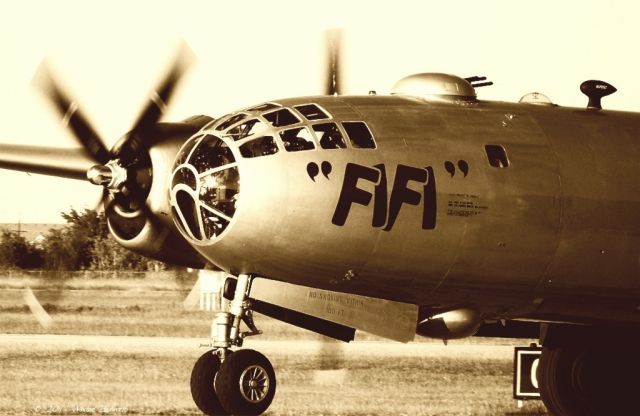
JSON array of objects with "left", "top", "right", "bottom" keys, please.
[{"left": 1, "top": 0, "right": 639, "bottom": 223}]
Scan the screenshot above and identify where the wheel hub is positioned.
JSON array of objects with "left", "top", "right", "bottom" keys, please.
[{"left": 239, "top": 365, "right": 269, "bottom": 403}]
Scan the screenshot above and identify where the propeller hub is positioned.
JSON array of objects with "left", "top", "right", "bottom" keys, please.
[{"left": 87, "top": 160, "right": 127, "bottom": 189}]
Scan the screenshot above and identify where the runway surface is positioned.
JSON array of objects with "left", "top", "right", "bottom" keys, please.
[{"left": 1, "top": 333, "right": 515, "bottom": 359}]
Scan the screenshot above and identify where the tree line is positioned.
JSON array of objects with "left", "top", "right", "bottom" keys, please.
[{"left": 0, "top": 209, "right": 165, "bottom": 271}]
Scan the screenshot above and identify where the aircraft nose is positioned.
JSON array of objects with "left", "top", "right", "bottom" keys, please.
[{"left": 170, "top": 134, "right": 239, "bottom": 242}]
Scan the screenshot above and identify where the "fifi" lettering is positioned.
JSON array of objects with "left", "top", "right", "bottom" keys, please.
[{"left": 331, "top": 163, "right": 437, "bottom": 231}]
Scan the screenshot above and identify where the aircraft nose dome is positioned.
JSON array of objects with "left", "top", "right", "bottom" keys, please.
[
  {"left": 170, "top": 134, "right": 239, "bottom": 242},
  {"left": 391, "top": 73, "right": 476, "bottom": 102}
]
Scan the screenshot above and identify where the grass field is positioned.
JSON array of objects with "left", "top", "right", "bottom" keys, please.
[{"left": 0, "top": 271, "right": 548, "bottom": 415}]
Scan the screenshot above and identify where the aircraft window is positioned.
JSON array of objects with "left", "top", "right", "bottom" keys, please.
[
  {"left": 294, "top": 104, "right": 330, "bottom": 120},
  {"left": 201, "top": 206, "right": 230, "bottom": 239},
  {"left": 312, "top": 122, "right": 346, "bottom": 149},
  {"left": 342, "top": 122, "right": 376, "bottom": 149},
  {"left": 175, "top": 190, "right": 202, "bottom": 240},
  {"left": 174, "top": 136, "right": 201, "bottom": 165},
  {"left": 239, "top": 136, "right": 279, "bottom": 158},
  {"left": 199, "top": 166, "right": 239, "bottom": 238},
  {"left": 216, "top": 113, "right": 248, "bottom": 131},
  {"left": 246, "top": 102, "right": 281, "bottom": 112},
  {"left": 227, "top": 118, "right": 266, "bottom": 141},
  {"left": 279, "top": 127, "right": 316, "bottom": 152},
  {"left": 263, "top": 108, "right": 300, "bottom": 127},
  {"left": 485, "top": 144, "right": 510, "bottom": 168},
  {"left": 190, "top": 135, "right": 235, "bottom": 173},
  {"left": 172, "top": 166, "right": 197, "bottom": 191},
  {"left": 202, "top": 119, "right": 218, "bottom": 130}
]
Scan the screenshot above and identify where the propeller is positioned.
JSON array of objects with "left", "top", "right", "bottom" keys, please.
[
  {"left": 324, "top": 29, "right": 343, "bottom": 96},
  {"left": 32, "top": 64, "right": 111, "bottom": 164},
  {"left": 129, "top": 45, "right": 195, "bottom": 135},
  {"left": 9, "top": 44, "right": 198, "bottom": 328},
  {"left": 32, "top": 43, "right": 193, "bottom": 219}
]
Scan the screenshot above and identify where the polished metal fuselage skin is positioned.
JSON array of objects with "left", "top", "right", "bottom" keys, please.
[{"left": 188, "top": 96, "right": 640, "bottom": 326}]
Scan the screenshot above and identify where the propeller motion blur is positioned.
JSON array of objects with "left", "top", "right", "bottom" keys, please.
[{"left": 2, "top": 34, "right": 640, "bottom": 416}]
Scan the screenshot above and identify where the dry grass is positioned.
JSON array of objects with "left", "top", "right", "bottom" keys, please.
[
  {"left": 0, "top": 273, "right": 548, "bottom": 415},
  {"left": 0, "top": 343, "right": 548, "bottom": 416}
]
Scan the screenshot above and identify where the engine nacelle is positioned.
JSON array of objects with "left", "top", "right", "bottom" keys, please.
[
  {"left": 108, "top": 214, "right": 206, "bottom": 268},
  {"left": 416, "top": 307, "right": 483, "bottom": 340}
]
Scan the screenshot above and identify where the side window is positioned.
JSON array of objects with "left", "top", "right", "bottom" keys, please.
[
  {"left": 279, "top": 127, "right": 316, "bottom": 152},
  {"left": 294, "top": 104, "right": 330, "bottom": 120},
  {"left": 174, "top": 135, "right": 201, "bottom": 166},
  {"left": 239, "top": 136, "right": 279, "bottom": 158},
  {"left": 263, "top": 108, "right": 300, "bottom": 127},
  {"left": 485, "top": 145, "right": 510, "bottom": 168},
  {"left": 342, "top": 122, "right": 376, "bottom": 149},
  {"left": 312, "top": 122, "right": 346, "bottom": 149}
]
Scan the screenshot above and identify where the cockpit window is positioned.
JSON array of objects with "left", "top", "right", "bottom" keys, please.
[
  {"left": 294, "top": 104, "right": 330, "bottom": 120},
  {"left": 312, "top": 122, "right": 346, "bottom": 149},
  {"left": 172, "top": 166, "right": 197, "bottom": 191},
  {"left": 216, "top": 113, "right": 248, "bottom": 131},
  {"left": 227, "top": 118, "right": 266, "bottom": 141},
  {"left": 190, "top": 135, "right": 235, "bottom": 173},
  {"left": 170, "top": 134, "right": 239, "bottom": 244},
  {"left": 201, "top": 206, "right": 230, "bottom": 240},
  {"left": 199, "top": 166, "right": 239, "bottom": 239},
  {"left": 174, "top": 191, "right": 202, "bottom": 240},
  {"left": 342, "top": 121, "right": 376, "bottom": 149},
  {"left": 263, "top": 108, "right": 300, "bottom": 127},
  {"left": 246, "top": 102, "right": 281, "bottom": 112},
  {"left": 280, "top": 127, "right": 315, "bottom": 152},
  {"left": 239, "top": 136, "right": 279, "bottom": 158},
  {"left": 174, "top": 135, "right": 201, "bottom": 165}
]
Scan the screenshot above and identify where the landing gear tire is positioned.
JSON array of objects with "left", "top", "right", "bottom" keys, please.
[
  {"left": 190, "top": 350, "right": 229, "bottom": 415},
  {"left": 539, "top": 345, "right": 638, "bottom": 416},
  {"left": 215, "top": 349, "right": 276, "bottom": 415},
  {"left": 538, "top": 346, "right": 594, "bottom": 416}
]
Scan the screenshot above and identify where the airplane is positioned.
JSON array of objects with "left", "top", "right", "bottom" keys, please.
[{"left": 1, "top": 33, "right": 639, "bottom": 416}]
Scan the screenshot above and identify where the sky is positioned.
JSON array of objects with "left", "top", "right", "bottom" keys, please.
[{"left": 1, "top": 0, "right": 639, "bottom": 223}]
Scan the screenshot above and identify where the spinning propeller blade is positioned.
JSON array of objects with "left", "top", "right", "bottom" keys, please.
[
  {"left": 112, "top": 43, "right": 194, "bottom": 164},
  {"left": 0, "top": 144, "right": 95, "bottom": 180},
  {"left": 324, "top": 30, "right": 343, "bottom": 96},
  {"left": 130, "top": 42, "right": 195, "bottom": 133},
  {"left": 33, "top": 63, "right": 111, "bottom": 164}
]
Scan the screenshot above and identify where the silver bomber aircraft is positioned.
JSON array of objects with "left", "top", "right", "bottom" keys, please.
[{"left": 2, "top": 37, "right": 639, "bottom": 416}]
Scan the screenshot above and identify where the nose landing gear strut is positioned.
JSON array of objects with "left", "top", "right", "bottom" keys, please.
[{"left": 190, "top": 274, "right": 276, "bottom": 416}]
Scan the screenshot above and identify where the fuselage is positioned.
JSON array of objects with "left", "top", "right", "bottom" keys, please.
[{"left": 170, "top": 95, "right": 640, "bottom": 326}]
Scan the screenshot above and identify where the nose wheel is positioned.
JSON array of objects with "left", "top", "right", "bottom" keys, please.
[
  {"left": 215, "top": 349, "right": 276, "bottom": 415},
  {"left": 190, "top": 350, "right": 227, "bottom": 415},
  {"left": 190, "top": 274, "right": 276, "bottom": 415},
  {"left": 191, "top": 349, "right": 276, "bottom": 416}
]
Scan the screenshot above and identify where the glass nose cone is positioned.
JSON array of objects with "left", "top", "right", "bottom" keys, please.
[{"left": 170, "top": 134, "right": 239, "bottom": 242}]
